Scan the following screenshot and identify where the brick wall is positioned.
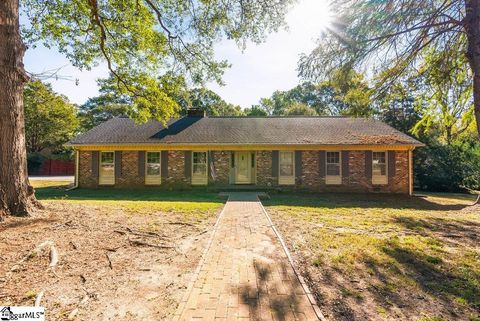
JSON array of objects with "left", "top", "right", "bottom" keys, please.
[
  {"left": 211, "top": 151, "right": 230, "bottom": 185},
  {"left": 76, "top": 149, "right": 410, "bottom": 194},
  {"left": 164, "top": 151, "right": 189, "bottom": 187},
  {"left": 300, "top": 151, "right": 322, "bottom": 189},
  {"left": 116, "top": 151, "right": 144, "bottom": 187},
  {"left": 390, "top": 151, "right": 409, "bottom": 193},
  {"left": 256, "top": 151, "right": 276, "bottom": 187},
  {"left": 78, "top": 151, "right": 96, "bottom": 188}
]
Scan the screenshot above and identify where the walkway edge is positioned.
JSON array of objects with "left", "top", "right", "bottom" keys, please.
[
  {"left": 257, "top": 197, "right": 328, "bottom": 321},
  {"left": 171, "top": 197, "right": 229, "bottom": 321}
]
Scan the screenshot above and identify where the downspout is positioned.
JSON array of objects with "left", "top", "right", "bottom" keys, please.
[
  {"left": 408, "top": 148, "right": 414, "bottom": 196},
  {"left": 66, "top": 149, "right": 79, "bottom": 191}
]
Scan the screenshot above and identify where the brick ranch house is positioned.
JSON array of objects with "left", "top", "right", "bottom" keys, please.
[{"left": 68, "top": 110, "right": 423, "bottom": 194}]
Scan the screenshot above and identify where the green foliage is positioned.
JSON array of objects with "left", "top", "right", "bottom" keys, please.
[
  {"left": 284, "top": 102, "right": 318, "bottom": 116},
  {"left": 412, "top": 48, "right": 474, "bottom": 144},
  {"left": 27, "top": 153, "right": 45, "bottom": 174},
  {"left": 244, "top": 105, "right": 268, "bottom": 116},
  {"left": 79, "top": 73, "right": 244, "bottom": 128},
  {"left": 299, "top": 0, "right": 465, "bottom": 89},
  {"left": 78, "top": 80, "right": 130, "bottom": 131},
  {"left": 185, "top": 88, "right": 244, "bottom": 116},
  {"left": 22, "top": 0, "right": 293, "bottom": 124},
  {"left": 254, "top": 69, "right": 373, "bottom": 117},
  {"left": 24, "top": 80, "right": 79, "bottom": 153},
  {"left": 379, "top": 82, "right": 422, "bottom": 134},
  {"left": 414, "top": 141, "right": 480, "bottom": 192}
]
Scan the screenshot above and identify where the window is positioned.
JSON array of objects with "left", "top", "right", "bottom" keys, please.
[
  {"left": 145, "top": 152, "right": 161, "bottom": 185},
  {"left": 279, "top": 151, "right": 295, "bottom": 185},
  {"left": 372, "top": 151, "right": 388, "bottom": 185},
  {"left": 326, "top": 151, "right": 341, "bottom": 184},
  {"left": 192, "top": 151, "right": 208, "bottom": 185},
  {"left": 99, "top": 151, "right": 115, "bottom": 185}
]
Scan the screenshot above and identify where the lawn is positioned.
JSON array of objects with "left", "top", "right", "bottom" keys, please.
[
  {"left": 32, "top": 180, "right": 224, "bottom": 220},
  {"left": 264, "top": 192, "right": 480, "bottom": 321}
]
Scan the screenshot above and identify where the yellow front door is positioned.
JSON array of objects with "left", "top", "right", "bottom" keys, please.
[{"left": 235, "top": 152, "right": 252, "bottom": 184}]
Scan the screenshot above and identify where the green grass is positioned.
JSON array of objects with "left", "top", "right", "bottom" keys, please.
[
  {"left": 32, "top": 180, "right": 224, "bottom": 217},
  {"left": 264, "top": 192, "right": 480, "bottom": 319}
]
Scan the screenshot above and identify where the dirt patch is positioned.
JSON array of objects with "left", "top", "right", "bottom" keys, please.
[{"left": 0, "top": 203, "right": 219, "bottom": 320}]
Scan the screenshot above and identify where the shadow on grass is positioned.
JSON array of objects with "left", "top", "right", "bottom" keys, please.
[
  {"left": 263, "top": 192, "right": 471, "bottom": 211},
  {"left": 395, "top": 216, "right": 480, "bottom": 246},
  {"left": 34, "top": 184, "right": 224, "bottom": 204},
  {"left": 382, "top": 243, "right": 480, "bottom": 311}
]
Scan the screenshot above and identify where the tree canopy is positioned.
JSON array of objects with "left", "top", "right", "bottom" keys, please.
[
  {"left": 22, "top": 0, "right": 294, "bottom": 123},
  {"left": 24, "top": 80, "right": 78, "bottom": 153},
  {"left": 298, "top": 0, "right": 480, "bottom": 137},
  {"left": 251, "top": 68, "right": 372, "bottom": 117}
]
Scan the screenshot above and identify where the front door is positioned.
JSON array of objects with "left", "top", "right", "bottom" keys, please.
[{"left": 235, "top": 152, "right": 252, "bottom": 184}]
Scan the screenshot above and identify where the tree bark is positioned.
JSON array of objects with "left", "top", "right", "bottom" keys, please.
[
  {"left": 0, "top": 0, "right": 40, "bottom": 219},
  {"left": 465, "top": 0, "right": 480, "bottom": 137}
]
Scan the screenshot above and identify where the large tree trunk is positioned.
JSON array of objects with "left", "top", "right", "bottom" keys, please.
[
  {"left": 465, "top": 0, "right": 480, "bottom": 137},
  {"left": 0, "top": 0, "right": 40, "bottom": 220}
]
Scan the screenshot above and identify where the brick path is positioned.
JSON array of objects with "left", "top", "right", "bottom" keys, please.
[{"left": 172, "top": 193, "right": 321, "bottom": 321}]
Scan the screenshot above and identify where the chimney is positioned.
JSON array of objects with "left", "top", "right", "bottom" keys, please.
[{"left": 187, "top": 108, "right": 206, "bottom": 117}]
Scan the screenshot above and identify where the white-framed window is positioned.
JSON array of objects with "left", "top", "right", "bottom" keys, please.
[
  {"left": 145, "top": 151, "right": 161, "bottom": 185},
  {"left": 279, "top": 151, "right": 295, "bottom": 185},
  {"left": 372, "top": 151, "right": 388, "bottom": 185},
  {"left": 326, "top": 151, "right": 342, "bottom": 185},
  {"left": 99, "top": 151, "right": 115, "bottom": 185},
  {"left": 192, "top": 151, "right": 208, "bottom": 185}
]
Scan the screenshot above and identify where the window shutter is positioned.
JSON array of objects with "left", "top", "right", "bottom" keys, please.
[
  {"left": 115, "top": 151, "right": 122, "bottom": 178},
  {"left": 138, "top": 151, "right": 145, "bottom": 177},
  {"left": 388, "top": 151, "right": 396, "bottom": 181},
  {"left": 184, "top": 151, "right": 192, "bottom": 178},
  {"left": 272, "top": 151, "right": 279, "bottom": 177},
  {"left": 161, "top": 151, "right": 168, "bottom": 177},
  {"left": 208, "top": 151, "right": 215, "bottom": 178},
  {"left": 91, "top": 151, "right": 99, "bottom": 178},
  {"left": 342, "top": 151, "right": 349, "bottom": 177},
  {"left": 365, "top": 151, "right": 372, "bottom": 179},
  {"left": 319, "top": 151, "right": 326, "bottom": 178},
  {"left": 295, "top": 151, "right": 302, "bottom": 177}
]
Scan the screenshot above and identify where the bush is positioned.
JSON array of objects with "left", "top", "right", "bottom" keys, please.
[
  {"left": 27, "top": 153, "right": 46, "bottom": 175},
  {"left": 414, "top": 142, "right": 480, "bottom": 192}
]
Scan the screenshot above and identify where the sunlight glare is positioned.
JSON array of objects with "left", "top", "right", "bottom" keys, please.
[{"left": 288, "top": 0, "right": 334, "bottom": 33}]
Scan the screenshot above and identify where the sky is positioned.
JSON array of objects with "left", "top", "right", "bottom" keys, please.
[{"left": 23, "top": 0, "right": 331, "bottom": 108}]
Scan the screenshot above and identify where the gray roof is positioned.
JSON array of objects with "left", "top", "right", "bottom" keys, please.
[{"left": 69, "top": 116, "right": 423, "bottom": 146}]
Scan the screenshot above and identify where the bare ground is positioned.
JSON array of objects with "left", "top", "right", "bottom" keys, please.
[{"left": 0, "top": 203, "right": 219, "bottom": 320}]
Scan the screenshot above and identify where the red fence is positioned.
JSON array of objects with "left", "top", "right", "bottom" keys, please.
[{"left": 31, "top": 159, "right": 75, "bottom": 176}]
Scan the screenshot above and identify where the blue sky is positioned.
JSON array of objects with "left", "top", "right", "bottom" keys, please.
[{"left": 23, "top": 0, "right": 331, "bottom": 108}]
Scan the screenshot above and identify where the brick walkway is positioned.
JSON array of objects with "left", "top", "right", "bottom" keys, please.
[{"left": 172, "top": 193, "right": 321, "bottom": 321}]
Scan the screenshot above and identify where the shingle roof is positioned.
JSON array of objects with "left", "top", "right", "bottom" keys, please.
[{"left": 69, "top": 116, "right": 423, "bottom": 146}]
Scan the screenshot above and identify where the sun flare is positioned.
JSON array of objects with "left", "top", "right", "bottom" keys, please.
[{"left": 290, "top": 0, "right": 335, "bottom": 33}]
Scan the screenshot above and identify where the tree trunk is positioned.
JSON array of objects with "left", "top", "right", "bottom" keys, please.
[
  {"left": 0, "top": 0, "right": 40, "bottom": 220},
  {"left": 465, "top": 0, "right": 480, "bottom": 137}
]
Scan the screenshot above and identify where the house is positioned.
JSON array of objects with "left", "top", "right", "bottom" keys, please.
[{"left": 68, "top": 109, "right": 423, "bottom": 194}]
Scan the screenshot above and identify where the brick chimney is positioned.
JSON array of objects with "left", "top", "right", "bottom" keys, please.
[{"left": 187, "top": 108, "right": 206, "bottom": 117}]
